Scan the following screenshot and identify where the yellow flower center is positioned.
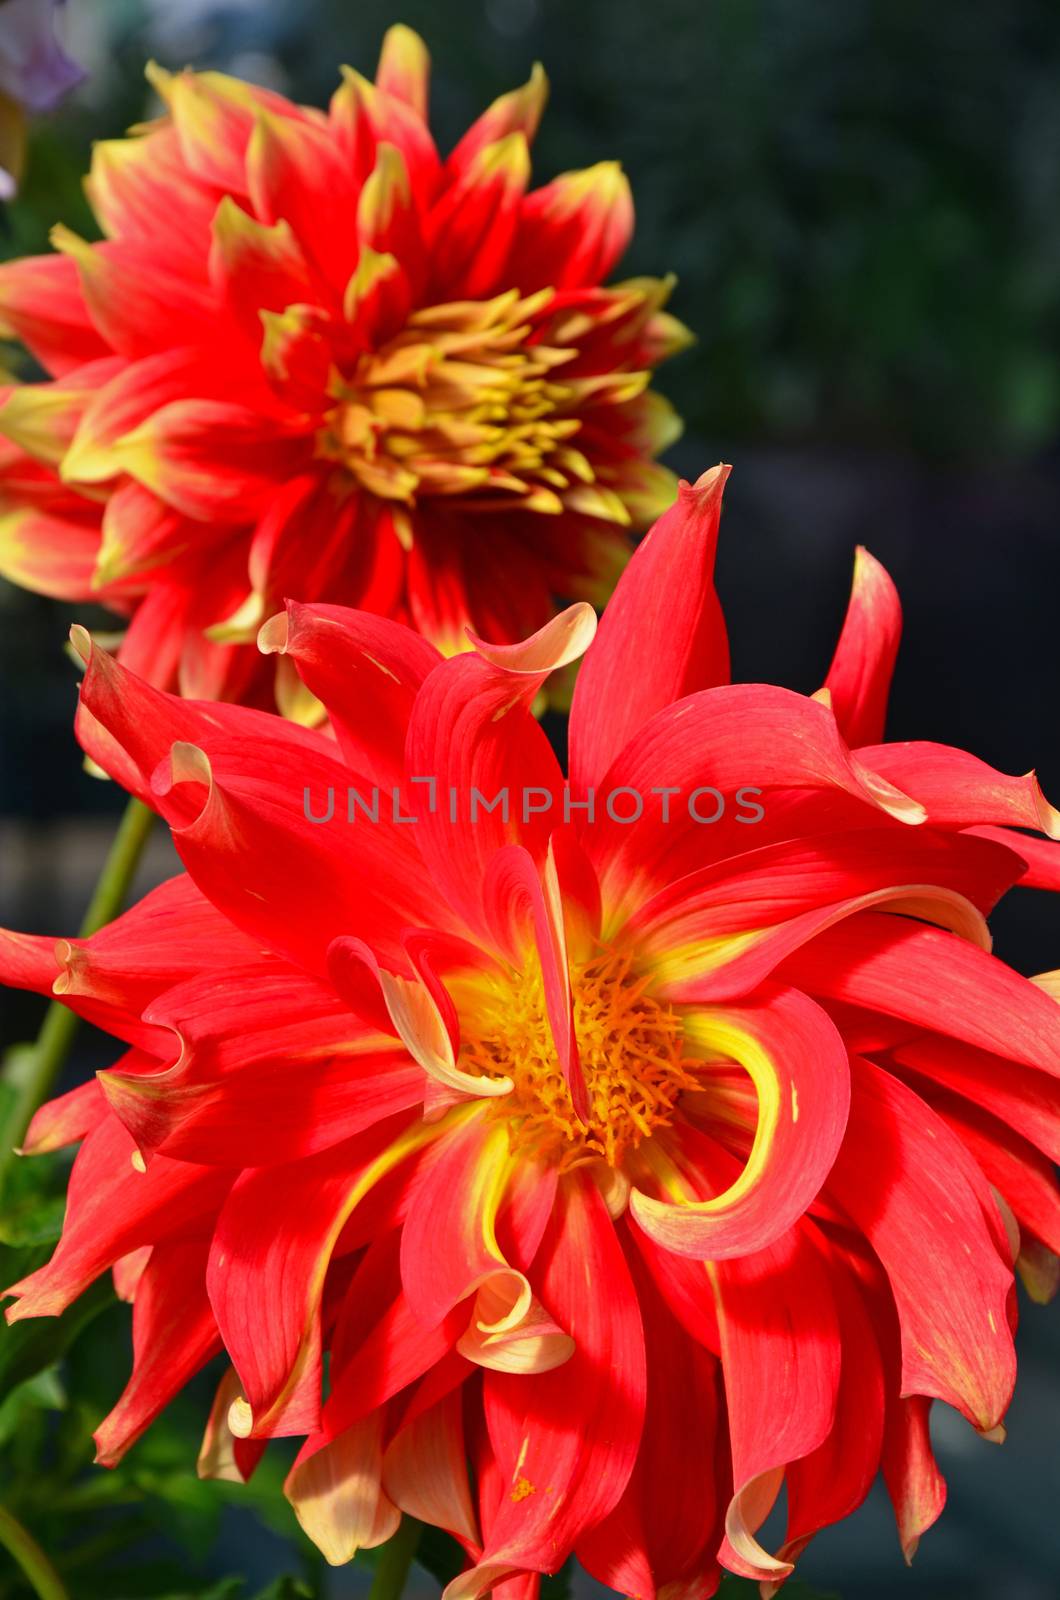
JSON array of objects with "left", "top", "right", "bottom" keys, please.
[
  {"left": 459, "top": 948, "right": 699, "bottom": 1170},
  {"left": 316, "top": 289, "right": 642, "bottom": 528}
]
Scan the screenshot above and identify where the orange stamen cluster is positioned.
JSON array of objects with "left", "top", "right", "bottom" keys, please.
[
  {"left": 317, "top": 288, "right": 648, "bottom": 526},
  {"left": 460, "top": 948, "right": 699, "bottom": 1169}
]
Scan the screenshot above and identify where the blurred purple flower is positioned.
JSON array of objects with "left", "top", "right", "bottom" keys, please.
[{"left": 0, "top": 0, "right": 84, "bottom": 197}]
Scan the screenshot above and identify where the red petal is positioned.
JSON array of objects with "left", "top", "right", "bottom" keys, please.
[
  {"left": 5, "top": 1115, "right": 231, "bottom": 1321},
  {"left": 400, "top": 1108, "right": 573, "bottom": 1373},
  {"left": 0, "top": 253, "right": 107, "bottom": 374},
  {"left": 103, "top": 964, "right": 424, "bottom": 1165},
  {"left": 447, "top": 65, "right": 548, "bottom": 178},
  {"left": 778, "top": 911, "right": 1060, "bottom": 1074},
  {"left": 823, "top": 546, "right": 901, "bottom": 746},
  {"left": 775, "top": 1245, "right": 886, "bottom": 1571},
  {"left": 206, "top": 1114, "right": 434, "bottom": 1439},
  {"left": 577, "top": 1229, "right": 722, "bottom": 1597},
  {"left": 590, "top": 687, "right": 925, "bottom": 920},
  {"left": 890, "top": 1034, "right": 1060, "bottom": 1163},
  {"left": 403, "top": 609, "right": 593, "bottom": 942},
  {"left": 569, "top": 464, "right": 730, "bottom": 795},
  {"left": 512, "top": 163, "right": 633, "bottom": 292},
  {"left": 258, "top": 599, "right": 441, "bottom": 788},
  {"left": 86, "top": 126, "right": 219, "bottom": 276},
  {"left": 826, "top": 1058, "right": 1015, "bottom": 1432},
  {"left": 246, "top": 111, "right": 361, "bottom": 293},
  {"left": 882, "top": 1395, "right": 946, "bottom": 1563},
  {"left": 631, "top": 987, "right": 850, "bottom": 1259},
  {"left": 93, "top": 1234, "right": 220, "bottom": 1466},
  {"left": 208, "top": 196, "right": 316, "bottom": 339},
  {"left": 446, "top": 1172, "right": 646, "bottom": 1596},
  {"left": 427, "top": 135, "right": 531, "bottom": 300},
  {"left": 713, "top": 1221, "right": 841, "bottom": 1583},
  {"left": 855, "top": 741, "right": 1060, "bottom": 837},
  {"left": 112, "top": 398, "right": 310, "bottom": 522}
]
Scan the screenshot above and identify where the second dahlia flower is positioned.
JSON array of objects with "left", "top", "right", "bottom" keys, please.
[
  {"left": 0, "top": 26, "right": 686, "bottom": 705},
  {"left": 4, "top": 466, "right": 1060, "bottom": 1594}
]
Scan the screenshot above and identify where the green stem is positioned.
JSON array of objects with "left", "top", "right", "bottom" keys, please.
[
  {"left": 0, "top": 1504, "right": 69, "bottom": 1600},
  {"left": 367, "top": 1517, "right": 422, "bottom": 1600},
  {"left": 0, "top": 797, "right": 155, "bottom": 1175}
]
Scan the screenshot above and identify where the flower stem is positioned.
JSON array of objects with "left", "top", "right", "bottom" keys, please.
[
  {"left": 367, "top": 1517, "right": 422, "bottom": 1600},
  {"left": 0, "top": 797, "right": 155, "bottom": 1175},
  {"left": 0, "top": 1504, "right": 70, "bottom": 1600}
]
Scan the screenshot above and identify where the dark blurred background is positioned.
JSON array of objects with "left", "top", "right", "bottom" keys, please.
[{"left": 2, "top": 2, "right": 1060, "bottom": 1597}]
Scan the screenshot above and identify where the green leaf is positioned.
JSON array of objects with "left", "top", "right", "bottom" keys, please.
[
  {"left": 0, "top": 1365, "right": 66, "bottom": 1449},
  {"left": 414, "top": 1524, "right": 465, "bottom": 1586},
  {"left": 0, "top": 1242, "right": 112, "bottom": 1394},
  {"left": 0, "top": 1141, "right": 71, "bottom": 1247}
]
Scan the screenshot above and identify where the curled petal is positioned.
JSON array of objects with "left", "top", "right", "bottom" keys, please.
[
  {"left": 401, "top": 1111, "right": 573, "bottom": 1375},
  {"left": 856, "top": 740, "right": 1060, "bottom": 837},
  {"left": 631, "top": 987, "right": 850, "bottom": 1259},
  {"left": 446, "top": 1173, "right": 646, "bottom": 1597},
  {"left": 285, "top": 1410, "right": 400, "bottom": 1566},
  {"left": 258, "top": 599, "right": 441, "bottom": 787},
  {"left": 330, "top": 937, "right": 509, "bottom": 1100}
]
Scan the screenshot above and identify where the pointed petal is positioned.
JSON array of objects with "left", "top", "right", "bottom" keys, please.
[
  {"left": 93, "top": 1235, "right": 220, "bottom": 1466},
  {"left": 5, "top": 1116, "right": 231, "bottom": 1321},
  {"left": 448, "top": 65, "right": 548, "bottom": 176},
  {"left": 208, "top": 195, "right": 315, "bottom": 338},
  {"left": 778, "top": 911, "right": 1060, "bottom": 1075},
  {"left": 825, "top": 1058, "right": 1015, "bottom": 1432},
  {"left": 854, "top": 741, "right": 1060, "bottom": 837},
  {"left": 427, "top": 134, "right": 531, "bottom": 299},
  {"left": 513, "top": 163, "right": 634, "bottom": 291},
  {"left": 207, "top": 1115, "right": 434, "bottom": 1438},
  {"left": 882, "top": 1394, "right": 946, "bottom": 1563},
  {"left": 570, "top": 465, "right": 729, "bottom": 794},
  {"left": 285, "top": 1409, "right": 400, "bottom": 1565},
  {"left": 0, "top": 252, "right": 107, "bottom": 374},
  {"left": 376, "top": 25, "right": 431, "bottom": 120},
  {"left": 823, "top": 546, "right": 901, "bottom": 746},
  {"left": 246, "top": 109, "right": 361, "bottom": 291},
  {"left": 112, "top": 399, "right": 310, "bottom": 522}
]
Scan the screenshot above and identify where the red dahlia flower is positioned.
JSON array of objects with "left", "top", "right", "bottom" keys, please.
[
  {"left": 5, "top": 465, "right": 1060, "bottom": 1595},
  {"left": 0, "top": 26, "right": 686, "bottom": 706}
]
